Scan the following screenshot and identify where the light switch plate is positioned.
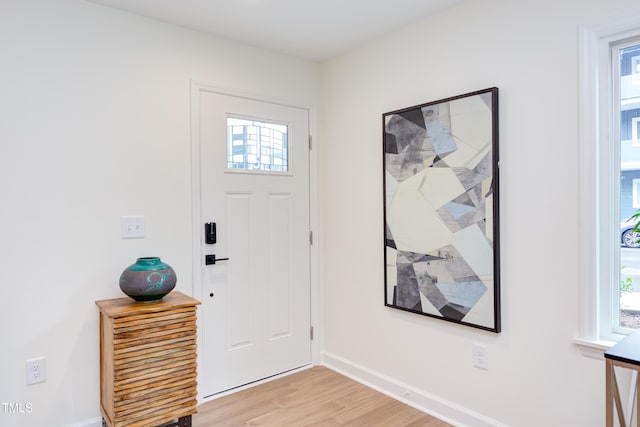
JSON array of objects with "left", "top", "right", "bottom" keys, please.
[{"left": 121, "top": 216, "right": 145, "bottom": 239}]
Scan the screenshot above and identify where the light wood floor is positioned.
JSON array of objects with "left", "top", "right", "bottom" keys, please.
[{"left": 192, "top": 366, "right": 452, "bottom": 426}]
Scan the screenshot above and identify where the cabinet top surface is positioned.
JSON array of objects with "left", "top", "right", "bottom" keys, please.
[
  {"left": 605, "top": 330, "right": 640, "bottom": 366},
  {"left": 95, "top": 291, "right": 200, "bottom": 317}
]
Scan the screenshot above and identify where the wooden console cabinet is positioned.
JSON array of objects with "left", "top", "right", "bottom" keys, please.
[{"left": 96, "top": 291, "right": 200, "bottom": 427}]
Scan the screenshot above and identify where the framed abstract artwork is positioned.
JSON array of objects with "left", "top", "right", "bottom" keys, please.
[{"left": 382, "top": 87, "right": 500, "bottom": 332}]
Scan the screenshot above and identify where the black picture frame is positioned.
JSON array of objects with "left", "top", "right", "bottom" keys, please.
[{"left": 383, "top": 87, "right": 500, "bottom": 332}]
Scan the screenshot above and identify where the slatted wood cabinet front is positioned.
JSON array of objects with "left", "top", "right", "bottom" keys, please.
[{"left": 96, "top": 291, "right": 200, "bottom": 427}]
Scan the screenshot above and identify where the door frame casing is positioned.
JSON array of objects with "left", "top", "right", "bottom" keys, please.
[{"left": 189, "top": 80, "right": 320, "bottom": 403}]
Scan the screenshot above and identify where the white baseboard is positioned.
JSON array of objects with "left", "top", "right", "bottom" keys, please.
[
  {"left": 321, "top": 351, "right": 508, "bottom": 427},
  {"left": 65, "top": 417, "right": 102, "bottom": 427}
]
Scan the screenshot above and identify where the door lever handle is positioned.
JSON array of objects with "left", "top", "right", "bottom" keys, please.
[{"left": 205, "top": 254, "right": 229, "bottom": 265}]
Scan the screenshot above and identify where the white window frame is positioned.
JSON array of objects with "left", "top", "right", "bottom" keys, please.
[{"left": 576, "top": 11, "right": 640, "bottom": 358}]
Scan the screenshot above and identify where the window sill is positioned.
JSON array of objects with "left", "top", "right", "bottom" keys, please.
[{"left": 573, "top": 337, "right": 617, "bottom": 359}]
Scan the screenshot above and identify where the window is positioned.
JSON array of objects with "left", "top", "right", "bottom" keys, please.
[
  {"left": 617, "top": 41, "right": 640, "bottom": 331},
  {"left": 226, "top": 116, "right": 288, "bottom": 172},
  {"left": 633, "top": 55, "right": 640, "bottom": 85},
  {"left": 632, "top": 178, "right": 640, "bottom": 209},
  {"left": 577, "top": 14, "right": 640, "bottom": 354}
]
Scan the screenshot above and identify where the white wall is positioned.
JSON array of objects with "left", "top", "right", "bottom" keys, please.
[
  {"left": 0, "top": 1, "right": 319, "bottom": 426},
  {"left": 319, "top": 0, "right": 637, "bottom": 426}
]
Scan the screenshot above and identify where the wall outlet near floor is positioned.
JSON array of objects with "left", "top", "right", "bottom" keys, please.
[
  {"left": 473, "top": 344, "right": 489, "bottom": 370},
  {"left": 26, "top": 357, "right": 46, "bottom": 385}
]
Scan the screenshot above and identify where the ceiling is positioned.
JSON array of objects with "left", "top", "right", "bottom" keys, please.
[{"left": 87, "top": 0, "right": 463, "bottom": 61}]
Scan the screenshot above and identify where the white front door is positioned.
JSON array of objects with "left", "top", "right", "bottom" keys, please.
[{"left": 196, "top": 88, "right": 311, "bottom": 397}]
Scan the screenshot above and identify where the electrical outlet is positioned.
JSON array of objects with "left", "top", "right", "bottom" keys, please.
[
  {"left": 26, "top": 357, "right": 46, "bottom": 385},
  {"left": 473, "top": 344, "right": 489, "bottom": 370}
]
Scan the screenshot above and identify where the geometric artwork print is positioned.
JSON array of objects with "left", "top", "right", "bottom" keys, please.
[{"left": 383, "top": 88, "right": 501, "bottom": 332}]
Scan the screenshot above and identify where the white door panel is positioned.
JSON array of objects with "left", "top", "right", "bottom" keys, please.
[{"left": 197, "top": 90, "right": 311, "bottom": 397}]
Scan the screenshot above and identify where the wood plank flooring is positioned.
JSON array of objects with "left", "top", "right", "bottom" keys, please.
[{"left": 192, "top": 366, "right": 452, "bottom": 426}]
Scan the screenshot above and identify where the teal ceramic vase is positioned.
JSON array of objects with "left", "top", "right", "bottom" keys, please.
[{"left": 119, "top": 257, "right": 176, "bottom": 302}]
